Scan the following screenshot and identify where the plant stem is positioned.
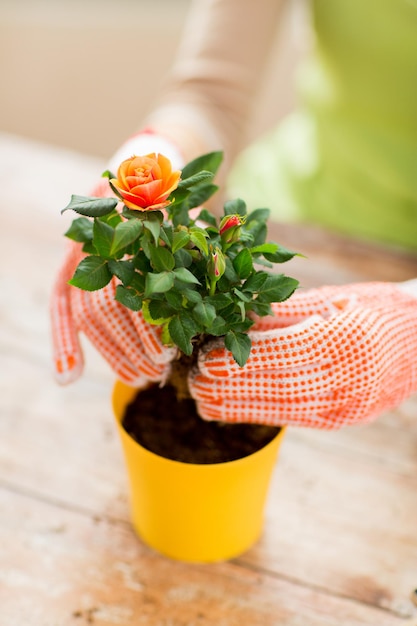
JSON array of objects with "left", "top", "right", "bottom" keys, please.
[{"left": 168, "top": 334, "right": 210, "bottom": 401}]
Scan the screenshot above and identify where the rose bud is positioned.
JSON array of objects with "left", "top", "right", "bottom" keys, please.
[
  {"left": 219, "top": 214, "right": 244, "bottom": 245},
  {"left": 207, "top": 246, "right": 226, "bottom": 281}
]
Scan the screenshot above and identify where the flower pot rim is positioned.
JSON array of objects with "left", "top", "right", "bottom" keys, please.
[{"left": 112, "top": 379, "right": 286, "bottom": 469}]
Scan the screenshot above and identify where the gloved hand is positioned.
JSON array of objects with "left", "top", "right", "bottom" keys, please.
[
  {"left": 189, "top": 280, "right": 417, "bottom": 429},
  {"left": 50, "top": 132, "right": 183, "bottom": 386}
]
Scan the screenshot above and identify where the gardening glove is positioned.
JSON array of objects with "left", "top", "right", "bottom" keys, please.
[
  {"left": 50, "top": 132, "right": 183, "bottom": 386},
  {"left": 189, "top": 280, "right": 417, "bottom": 429}
]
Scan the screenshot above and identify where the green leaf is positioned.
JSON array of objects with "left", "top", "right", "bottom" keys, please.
[
  {"left": 173, "top": 267, "right": 201, "bottom": 285},
  {"left": 246, "top": 208, "right": 270, "bottom": 224},
  {"left": 143, "top": 216, "right": 161, "bottom": 244},
  {"left": 197, "top": 208, "right": 218, "bottom": 227},
  {"left": 232, "top": 248, "right": 253, "bottom": 279},
  {"left": 62, "top": 194, "right": 117, "bottom": 217},
  {"left": 115, "top": 285, "right": 142, "bottom": 311},
  {"left": 108, "top": 259, "right": 135, "bottom": 285},
  {"left": 206, "top": 293, "right": 233, "bottom": 309},
  {"left": 167, "top": 187, "right": 190, "bottom": 209},
  {"left": 140, "top": 230, "right": 153, "bottom": 259},
  {"left": 230, "top": 317, "right": 255, "bottom": 333},
  {"left": 172, "top": 230, "right": 191, "bottom": 253},
  {"left": 64, "top": 217, "right": 93, "bottom": 243},
  {"left": 223, "top": 198, "right": 247, "bottom": 216},
  {"left": 109, "top": 180, "right": 124, "bottom": 201},
  {"left": 237, "top": 300, "right": 246, "bottom": 321},
  {"left": 144, "top": 271, "right": 174, "bottom": 297},
  {"left": 250, "top": 301, "right": 273, "bottom": 317},
  {"left": 224, "top": 313, "right": 248, "bottom": 328},
  {"left": 168, "top": 315, "right": 198, "bottom": 355},
  {"left": 180, "top": 151, "right": 223, "bottom": 179},
  {"left": 142, "top": 300, "right": 159, "bottom": 325},
  {"left": 192, "top": 301, "right": 217, "bottom": 328},
  {"left": 264, "top": 244, "right": 300, "bottom": 263},
  {"left": 102, "top": 169, "right": 116, "bottom": 179},
  {"left": 130, "top": 272, "right": 146, "bottom": 294},
  {"left": 251, "top": 242, "right": 299, "bottom": 263},
  {"left": 82, "top": 241, "right": 96, "bottom": 255},
  {"left": 172, "top": 203, "right": 190, "bottom": 228},
  {"left": 187, "top": 183, "right": 218, "bottom": 209},
  {"left": 133, "top": 250, "right": 152, "bottom": 273},
  {"left": 99, "top": 210, "right": 122, "bottom": 228},
  {"left": 150, "top": 246, "right": 175, "bottom": 272},
  {"left": 68, "top": 256, "right": 112, "bottom": 291},
  {"left": 242, "top": 271, "right": 269, "bottom": 293},
  {"left": 223, "top": 257, "right": 239, "bottom": 283},
  {"left": 181, "top": 288, "right": 202, "bottom": 304},
  {"left": 233, "top": 288, "right": 252, "bottom": 302},
  {"left": 251, "top": 257, "right": 273, "bottom": 269},
  {"left": 110, "top": 219, "right": 142, "bottom": 256},
  {"left": 165, "top": 291, "right": 184, "bottom": 309},
  {"left": 208, "top": 316, "right": 228, "bottom": 336},
  {"left": 93, "top": 219, "right": 115, "bottom": 258},
  {"left": 159, "top": 225, "right": 173, "bottom": 247},
  {"left": 122, "top": 206, "right": 144, "bottom": 220},
  {"left": 161, "top": 322, "right": 173, "bottom": 345},
  {"left": 148, "top": 299, "right": 175, "bottom": 321},
  {"left": 189, "top": 228, "right": 209, "bottom": 256},
  {"left": 178, "top": 170, "right": 214, "bottom": 190},
  {"left": 249, "top": 222, "right": 267, "bottom": 247},
  {"left": 250, "top": 243, "right": 280, "bottom": 255},
  {"left": 258, "top": 275, "right": 299, "bottom": 303},
  {"left": 174, "top": 248, "right": 193, "bottom": 268},
  {"left": 239, "top": 230, "right": 255, "bottom": 247},
  {"left": 224, "top": 331, "right": 252, "bottom": 367}
]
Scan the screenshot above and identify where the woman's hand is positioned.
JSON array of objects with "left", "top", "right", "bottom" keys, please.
[
  {"left": 189, "top": 281, "right": 417, "bottom": 429},
  {"left": 50, "top": 241, "right": 178, "bottom": 386}
]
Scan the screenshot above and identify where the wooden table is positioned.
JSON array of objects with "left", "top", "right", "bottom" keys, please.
[{"left": 1, "top": 133, "right": 417, "bottom": 625}]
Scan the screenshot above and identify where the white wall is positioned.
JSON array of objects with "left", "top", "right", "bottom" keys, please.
[{"left": 0, "top": 0, "right": 308, "bottom": 158}]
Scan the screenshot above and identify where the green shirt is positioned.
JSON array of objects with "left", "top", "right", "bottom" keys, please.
[{"left": 228, "top": 0, "right": 417, "bottom": 251}]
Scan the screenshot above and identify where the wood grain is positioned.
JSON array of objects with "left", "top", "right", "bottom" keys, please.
[{"left": 1, "top": 133, "right": 417, "bottom": 625}]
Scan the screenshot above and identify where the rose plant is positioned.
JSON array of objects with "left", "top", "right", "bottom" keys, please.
[
  {"left": 62, "top": 151, "right": 299, "bottom": 384},
  {"left": 60, "top": 150, "right": 302, "bottom": 560}
]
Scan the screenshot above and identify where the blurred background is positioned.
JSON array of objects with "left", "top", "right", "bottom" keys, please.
[{"left": 0, "top": 0, "right": 308, "bottom": 159}]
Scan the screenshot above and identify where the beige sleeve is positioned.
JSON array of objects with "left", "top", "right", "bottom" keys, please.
[{"left": 145, "top": 0, "right": 286, "bottom": 173}]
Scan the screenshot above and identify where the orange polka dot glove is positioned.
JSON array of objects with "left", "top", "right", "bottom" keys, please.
[
  {"left": 51, "top": 243, "right": 178, "bottom": 386},
  {"left": 50, "top": 132, "right": 183, "bottom": 386},
  {"left": 189, "top": 280, "right": 417, "bottom": 429}
]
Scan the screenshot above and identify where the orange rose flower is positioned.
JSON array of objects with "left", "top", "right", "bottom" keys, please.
[{"left": 110, "top": 153, "right": 181, "bottom": 211}]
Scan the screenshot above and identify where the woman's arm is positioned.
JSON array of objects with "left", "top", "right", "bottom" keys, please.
[{"left": 146, "top": 0, "right": 287, "bottom": 170}]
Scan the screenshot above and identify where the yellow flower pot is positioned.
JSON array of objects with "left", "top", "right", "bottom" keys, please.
[{"left": 112, "top": 380, "right": 285, "bottom": 563}]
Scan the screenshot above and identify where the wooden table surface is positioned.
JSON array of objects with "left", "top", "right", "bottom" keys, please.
[{"left": 1, "top": 133, "right": 417, "bottom": 626}]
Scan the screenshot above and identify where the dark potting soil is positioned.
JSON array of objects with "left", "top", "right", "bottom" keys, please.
[{"left": 122, "top": 384, "right": 280, "bottom": 464}]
